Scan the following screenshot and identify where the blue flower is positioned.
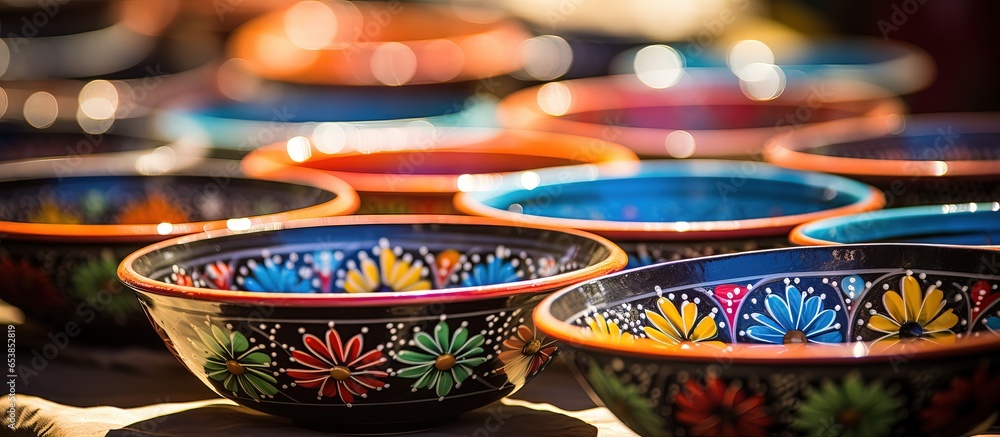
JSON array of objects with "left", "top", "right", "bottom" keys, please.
[
  {"left": 242, "top": 258, "right": 312, "bottom": 293},
  {"left": 986, "top": 316, "right": 1000, "bottom": 334},
  {"left": 745, "top": 285, "right": 842, "bottom": 344},
  {"left": 461, "top": 256, "right": 519, "bottom": 287}
]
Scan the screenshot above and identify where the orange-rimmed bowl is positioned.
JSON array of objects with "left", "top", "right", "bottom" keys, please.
[
  {"left": 498, "top": 74, "right": 905, "bottom": 158},
  {"left": 117, "top": 215, "right": 626, "bottom": 432},
  {"left": 227, "top": 1, "right": 530, "bottom": 86},
  {"left": 765, "top": 112, "right": 1000, "bottom": 207},
  {"left": 242, "top": 128, "right": 639, "bottom": 214},
  {"left": 455, "top": 159, "right": 885, "bottom": 268},
  {"left": 0, "top": 168, "right": 358, "bottom": 344},
  {"left": 534, "top": 243, "right": 1000, "bottom": 437}
]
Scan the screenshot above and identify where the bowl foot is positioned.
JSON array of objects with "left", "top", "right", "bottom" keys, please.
[{"left": 292, "top": 415, "right": 460, "bottom": 435}]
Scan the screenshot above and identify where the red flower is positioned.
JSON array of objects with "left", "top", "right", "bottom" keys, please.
[
  {"left": 920, "top": 366, "right": 1000, "bottom": 434},
  {"left": 0, "top": 256, "right": 63, "bottom": 312},
  {"left": 286, "top": 328, "right": 388, "bottom": 403},
  {"left": 674, "top": 376, "right": 773, "bottom": 437},
  {"left": 497, "top": 325, "right": 558, "bottom": 387}
]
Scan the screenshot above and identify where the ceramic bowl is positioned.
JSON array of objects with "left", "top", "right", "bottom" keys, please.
[
  {"left": 243, "top": 128, "right": 639, "bottom": 214},
  {"left": 765, "top": 113, "right": 1000, "bottom": 207},
  {"left": 534, "top": 244, "right": 1000, "bottom": 437},
  {"left": 791, "top": 202, "right": 1000, "bottom": 247},
  {"left": 455, "top": 160, "right": 885, "bottom": 268},
  {"left": 0, "top": 125, "right": 208, "bottom": 180},
  {"left": 498, "top": 74, "right": 904, "bottom": 158},
  {"left": 227, "top": 1, "right": 530, "bottom": 86},
  {"left": 612, "top": 37, "right": 935, "bottom": 95},
  {"left": 0, "top": 171, "right": 358, "bottom": 344},
  {"left": 155, "top": 79, "right": 495, "bottom": 157},
  {"left": 117, "top": 215, "right": 627, "bottom": 432}
]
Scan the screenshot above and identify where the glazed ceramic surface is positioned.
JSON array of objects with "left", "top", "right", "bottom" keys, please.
[
  {"left": 497, "top": 74, "right": 904, "bottom": 157},
  {"left": 455, "top": 160, "right": 885, "bottom": 268},
  {"left": 766, "top": 113, "right": 1000, "bottom": 207},
  {"left": 0, "top": 173, "right": 358, "bottom": 343},
  {"left": 535, "top": 244, "right": 1000, "bottom": 437},
  {"left": 792, "top": 202, "right": 1000, "bottom": 246},
  {"left": 118, "top": 216, "right": 626, "bottom": 432},
  {"left": 244, "top": 128, "right": 638, "bottom": 214}
]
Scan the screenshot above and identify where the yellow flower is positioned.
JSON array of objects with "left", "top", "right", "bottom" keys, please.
[
  {"left": 584, "top": 313, "right": 635, "bottom": 345},
  {"left": 867, "top": 276, "right": 958, "bottom": 345},
  {"left": 116, "top": 193, "right": 188, "bottom": 224},
  {"left": 344, "top": 249, "right": 431, "bottom": 293},
  {"left": 644, "top": 298, "right": 725, "bottom": 348}
]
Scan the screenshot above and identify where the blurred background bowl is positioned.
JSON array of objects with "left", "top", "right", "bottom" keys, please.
[
  {"left": 455, "top": 159, "right": 885, "bottom": 268},
  {"left": 243, "top": 128, "right": 638, "bottom": 214},
  {"left": 0, "top": 169, "right": 357, "bottom": 344},
  {"left": 765, "top": 112, "right": 1000, "bottom": 207}
]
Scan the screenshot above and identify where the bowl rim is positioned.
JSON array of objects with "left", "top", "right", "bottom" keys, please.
[
  {"left": 228, "top": 2, "right": 531, "bottom": 86},
  {"left": 118, "top": 214, "right": 629, "bottom": 307},
  {"left": 790, "top": 201, "right": 1000, "bottom": 246},
  {"left": 453, "top": 159, "right": 886, "bottom": 240},
  {"left": 764, "top": 112, "right": 1000, "bottom": 177},
  {"left": 496, "top": 73, "right": 905, "bottom": 157},
  {"left": 533, "top": 242, "right": 1000, "bottom": 364},
  {"left": 241, "top": 128, "right": 639, "bottom": 193},
  {"left": 0, "top": 171, "right": 360, "bottom": 242}
]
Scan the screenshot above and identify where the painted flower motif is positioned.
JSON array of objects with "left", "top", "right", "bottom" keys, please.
[
  {"left": 674, "top": 375, "right": 774, "bottom": 437},
  {"left": 431, "top": 249, "right": 462, "bottom": 288},
  {"left": 395, "top": 321, "right": 487, "bottom": 398},
  {"left": 310, "top": 251, "right": 342, "bottom": 293},
  {"left": 285, "top": 328, "right": 388, "bottom": 403},
  {"left": 71, "top": 251, "right": 135, "bottom": 324},
  {"left": 866, "top": 276, "right": 959, "bottom": 345},
  {"left": 586, "top": 362, "right": 667, "bottom": 437},
  {"left": 116, "top": 192, "right": 189, "bottom": 224},
  {"left": 583, "top": 313, "right": 635, "bottom": 345},
  {"left": 920, "top": 366, "right": 1000, "bottom": 435},
  {"left": 791, "top": 373, "right": 903, "bottom": 437},
  {"left": 644, "top": 297, "right": 724, "bottom": 348},
  {"left": 29, "top": 199, "right": 80, "bottom": 224},
  {"left": 461, "top": 255, "right": 519, "bottom": 287},
  {"left": 203, "top": 260, "right": 235, "bottom": 290},
  {"left": 191, "top": 323, "right": 277, "bottom": 400},
  {"left": 0, "top": 256, "right": 63, "bottom": 312},
  {"left": 343, "top": 248, "right": 430, "bottom": 293},
  {"left": 984, "top": 316, "right": 1000, "bottom": 335},
  {"left": 745, "top": 285, "right": 842, "bottom": 344},
  {"left": 241, "top": 257, "right": 312, "bottom": 293},
  {"left": 712, "top": 284, "right": 746, "bottom": 326},
  {"left": 497, "top": 325, "right": 557, "bottom": 388}
]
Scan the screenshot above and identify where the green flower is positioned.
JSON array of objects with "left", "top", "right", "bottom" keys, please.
[
  {"left": 792, "top": 373, "right": 903, "bottom": 437},
  {"left": 395, "top": 321, "right": 487, "bottom": 398},
  {"left": 191, "top": 323, "right": 277, "bottom": 401},
  {"left": 586, "top": 362, "right": 668, "bottom": 437},
  {"left": 71, "top": 250, "right": 136, "bottom": 324}
]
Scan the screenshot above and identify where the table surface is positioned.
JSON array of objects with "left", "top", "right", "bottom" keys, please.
[{"left": 6, "top": 322, "right": 1000, "bottom": 437}]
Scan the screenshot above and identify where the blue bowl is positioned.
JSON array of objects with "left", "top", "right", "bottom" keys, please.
[
  {"left": 792, "top": 202, "right": 1000, "bottom": 246},
  {"left": 455, "top": 160, "right": 885, "bottom": 268}
]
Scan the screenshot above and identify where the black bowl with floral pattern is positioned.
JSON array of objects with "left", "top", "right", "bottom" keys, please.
[
  {"left": 535, "top": 244, "right": 1000, "bottom": 437},
  {"left": 117, "top": 215, "right": 626, "bottom": 432},
  {"left": 0, "top": 171, "right": 358, "bottom": 344}
]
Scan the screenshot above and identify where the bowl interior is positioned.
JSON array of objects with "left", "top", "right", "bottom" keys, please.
[
  {"left": 564, "top": 105, "right": 858, "bottom": 130},
  {"left": 0, "top": 129, "right": 161, "bottom": 161},
  {"left": 130, "top": 221, "right": 615, "bottom": 294},
  {"left": 811, "top": 132, "right": 1000, "bottom": 161},
  {"left": 795, "top": 204, "right": 1000, "bottom": 245},
  {"left": 0, "top": 175, "right": 336, "bottom": 225},
  {"left": 464, "top": 161, "right": 874, "bottom": 224},
  {"left": 303, "top": 151, "right": 586, "bottom": 176},
  {"left": 543, "top": 244, "right": 999, "bottom": 354}
]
